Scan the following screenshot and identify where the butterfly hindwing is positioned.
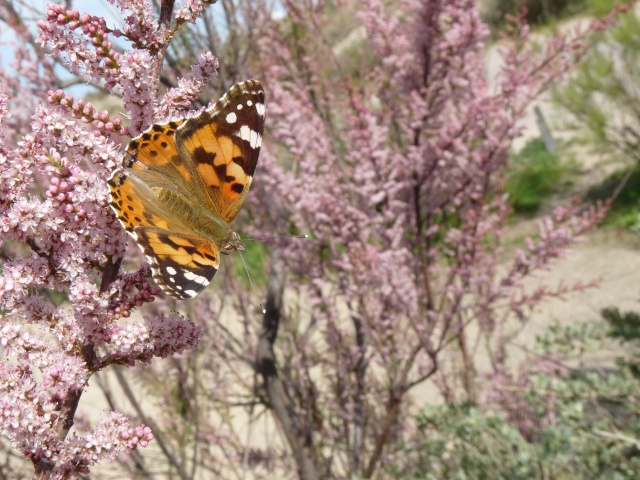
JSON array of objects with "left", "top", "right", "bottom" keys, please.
[
  {"left": 134, "top": 227, "right": 220, "bottom": 299},
  {"left": 176, "top": 80, "right": 266, "bottom": 223}
]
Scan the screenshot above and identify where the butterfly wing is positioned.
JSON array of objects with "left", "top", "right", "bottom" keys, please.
[
  {"left": 108, "top": 116, "right": 197, "bottom": 233},
  {"left": 123, "top": 118, "right": 197, "bottom": 185},
  {"left": 108, "top": 169, "right": 176, "bottom": 233},
  {"left": 175, "top": 79, "right": 266, "bottom": 224},
  {"left": 134, "top": 227, "right": 221, "bottom": 299}
]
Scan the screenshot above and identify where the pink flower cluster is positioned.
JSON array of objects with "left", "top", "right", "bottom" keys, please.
[
  {"left": 52, "top": 413, "right": 154, "bottom": 477},
  {"left": 174, "top": 0, "right": 219, "bottom": 24},
  {"left": 37, "top": 4, "right": 157, "bottom": 133},
  {"left": 0, "top": 89, "right": 176, "bottom": 473},
  {"left": 48, "top": 89, "right": 126, "bottom": 135},
  {"left": 101, "top": 312, "right": 203, "bottom": 367},
  {"left": 38, "top": 6, "right": 121, "bottom": 88},
  {"left": 1, "top": 1, "right": 221, "bottom": 476},
  {"left": 156, "top": 52, "right": 220, "bottom": 118},
  {"left": 106, "top": 0, "right": 162, "bottom": 49}
]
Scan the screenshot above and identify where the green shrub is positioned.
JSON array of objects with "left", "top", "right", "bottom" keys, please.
[
  {"left": 587, "top": 0, "right": 636, "bottom": 17},
  {"left": 585, "top": 166, "right": 640, "bottom": 229},
  {"left": 506, "top": 138, "right": 564, "bottom": 214},
  {"left": 393, "top": 310, "right": 640, "bottom": 479},
  {"left": 231, "top": 238, "right": 269, "bottom": 287},
  {"left": 481, "top": 0, "right": 589, "bottom": 28}
]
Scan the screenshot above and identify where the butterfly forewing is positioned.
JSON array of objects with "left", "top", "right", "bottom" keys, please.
[
  {"left": 125, "top": 119, "right": 196, "bottom": 185},
  {"left": 108, "top": 171, "right": 174, "bottom": 232},
  {"left": 175, "top": 80, "right": 266, "bottom": 223},
  {"left": 108, "top": 80, "right": 266, "bottom": 299}
]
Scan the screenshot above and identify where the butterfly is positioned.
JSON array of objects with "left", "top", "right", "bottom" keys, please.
[{"left": 108, "top": 80, "right": 265, "bottom": 299}]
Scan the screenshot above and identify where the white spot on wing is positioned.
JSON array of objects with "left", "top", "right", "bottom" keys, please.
[
  {"left": 166, "top": 266, "right": 177, "bottom": 275},
  {"left": 236, "top": 125, "right": 262, "bottom": 149},
  {"left": 246, "top": 100, "right": 253, "bottom": 106},
  {"left": 256, "top": 103, "right": 266, "bottom": 117},
  {"left": 226, "top": 112, "right": 237, "bottom": 124},
  {"left": 183, "top": 271, "right": 209, "bottom": 285},
  {"left": 237, "top": 104, "right": 243, "bottom": 110},
  {"left": 184, "top": 289, "right": 197, "bottom": 297}
]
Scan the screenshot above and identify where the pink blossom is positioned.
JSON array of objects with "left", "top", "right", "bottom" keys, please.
[
  {"left": 235, "top": 1, "right": 619, "bottom": 475},
  {"left": 158, "top": 52, "right": 220, "bottom": 117},
  {"left": 174, "top": 0, "right": 219, "bottom": 24}
]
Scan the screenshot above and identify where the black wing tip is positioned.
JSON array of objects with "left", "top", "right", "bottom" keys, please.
[
  {"left": 226, "top": 79, "right": 265, "bottom": 102},
  {"left": 234, "top": 78, "right": 263, "bottom": 90}
]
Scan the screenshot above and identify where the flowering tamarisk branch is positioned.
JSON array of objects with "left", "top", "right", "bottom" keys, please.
[
  {"left": 0, "top": 0, "right": 221, "bottom": 476},
  {"left": 37, "top": 2, "right": 219, "bottom": 134}
]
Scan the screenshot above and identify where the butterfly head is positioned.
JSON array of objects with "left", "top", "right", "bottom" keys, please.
[{"left": 220, "top": 230, "right": 245, "bottom": 254}]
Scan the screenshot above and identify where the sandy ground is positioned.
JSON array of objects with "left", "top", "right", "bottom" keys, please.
[{"left": 511, "top": 229, "right": 640, "bottom": 364}]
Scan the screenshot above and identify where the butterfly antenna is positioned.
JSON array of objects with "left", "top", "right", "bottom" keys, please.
[
  {"left": 243, "top": 234, "right": 309, "bottom": 241},
  {"left": 236, "top": 248, "right": 266, "bottom": 315}
]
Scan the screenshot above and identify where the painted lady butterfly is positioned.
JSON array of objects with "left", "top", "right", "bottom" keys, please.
[{"left": 108, "top": 80, "right": 265, "bottom": 299}]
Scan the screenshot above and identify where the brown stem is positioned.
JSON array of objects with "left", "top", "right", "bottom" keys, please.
[
  {"left": 256, "top": 251, "right": 319, "bottom": 480},
  {"left": 351, "top": 311, "right": 366, "bottom": 473},
  {"left": 458, "top": 324, "right": 477, "bottom": 403},
  {"left": 33, "top": 386, "right": 84, "bottom": 479},
  {"left": 362, "top": 393, "right": 401, "bottom": 478},
  {"left": 100, "top": 255, "right": 123, "bottom": 295},
  {"left": 32, "top": 252, "right": 111, "bottom": 478},
  {"left": 33, "top": 344, "right": 97, "bottom": 479},
  {"left": 159, "top": 0, "right": 176, "bottom": 29}
]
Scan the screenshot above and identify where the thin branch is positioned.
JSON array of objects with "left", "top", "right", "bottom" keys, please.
[
  {"left": 256, "top": 251, "right": 319, "bottom": 480},
  {"left": 113, "top": 367, "right": 192, "bottom": 480}
]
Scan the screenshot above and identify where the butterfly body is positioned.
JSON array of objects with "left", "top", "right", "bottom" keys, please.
[{"left": 108, "top": 80, "right": 265, "bottom": 299}]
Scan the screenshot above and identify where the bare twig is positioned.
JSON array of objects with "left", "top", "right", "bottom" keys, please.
[{"left": 113, "top": 367, "right": 192, "bottom": 480}]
